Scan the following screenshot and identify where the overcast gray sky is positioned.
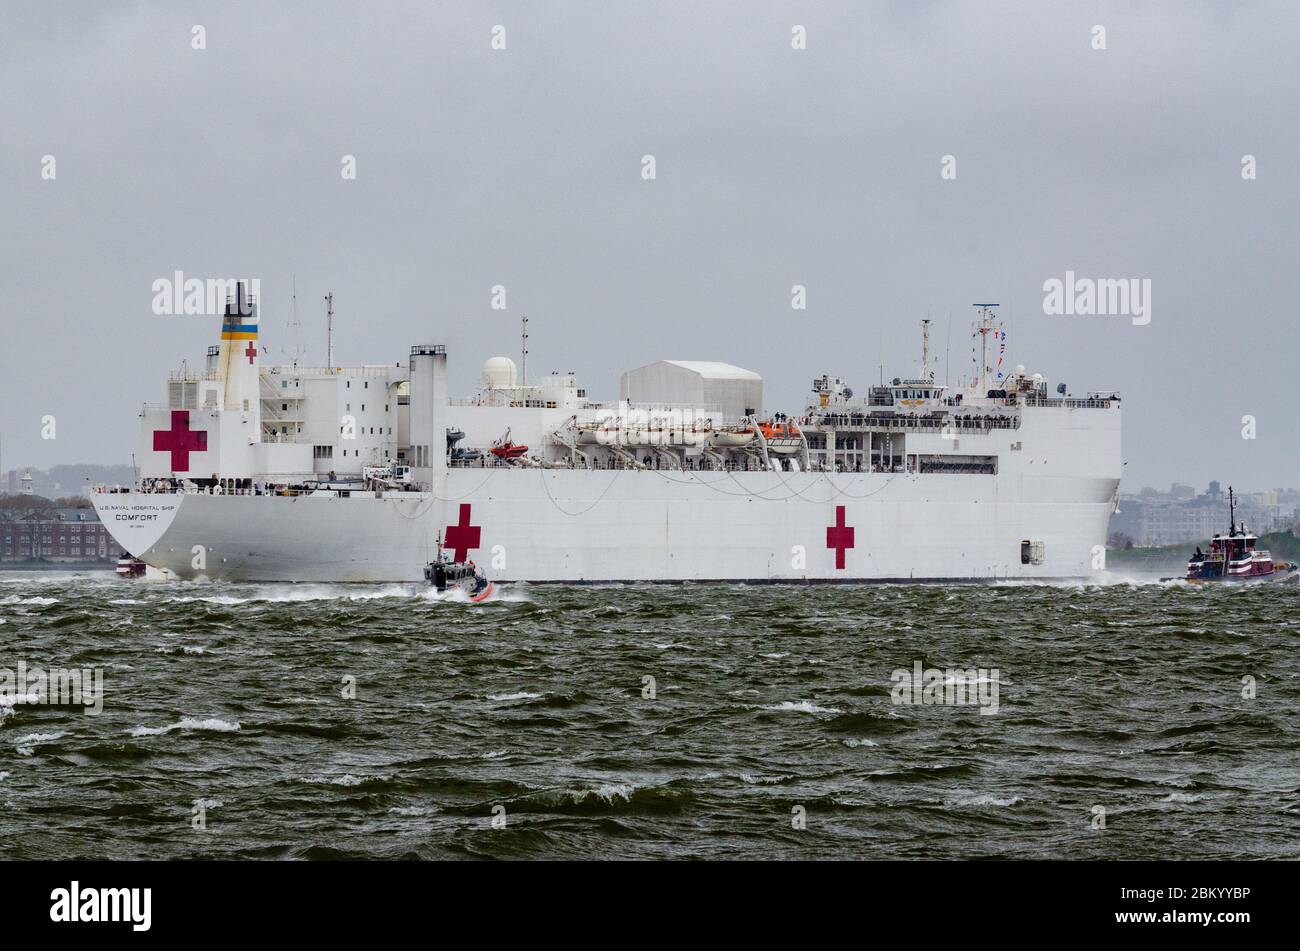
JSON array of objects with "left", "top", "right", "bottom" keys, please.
[{"left": 2, "top": 0, "right": 1297, "bottom": 491}]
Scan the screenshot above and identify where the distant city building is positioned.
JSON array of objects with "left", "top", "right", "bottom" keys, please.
[
  {"left": 2, "top": 465, "right": 137, "bottom": 500},
  {"left": 1111, "top": 482, "right": 1299, "bottom": 547},
  {"left": 0, "top": 506, "right": 115, "bottom": 564}
]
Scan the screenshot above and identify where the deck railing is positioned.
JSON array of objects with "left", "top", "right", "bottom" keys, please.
[{"left": 809, "top": 413, "right": 1021, "bottom": 433}]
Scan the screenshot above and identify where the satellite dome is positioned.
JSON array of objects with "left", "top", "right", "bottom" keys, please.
[
  {"left": 482, "top": 356, "right": 518, "bottom": 388},
  {"left": 1014, "top": 364, "right": 1025, "bottom": 376}
]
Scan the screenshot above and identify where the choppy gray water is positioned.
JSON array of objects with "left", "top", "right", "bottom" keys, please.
[{"left": 1, "top": 572, "right": 1297, "bottom": 859}]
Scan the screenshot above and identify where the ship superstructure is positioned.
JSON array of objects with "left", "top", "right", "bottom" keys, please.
[{"left": 95, "top": 291, "right": 1122, "bottom": 582}]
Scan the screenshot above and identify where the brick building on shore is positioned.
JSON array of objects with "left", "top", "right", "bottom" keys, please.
[{"left": 0, "top": 503, "right": 116, "bottom": 566}]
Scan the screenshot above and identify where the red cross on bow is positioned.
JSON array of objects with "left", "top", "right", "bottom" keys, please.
[
  {"left": 153, "top": 410, "right": 208, "bottom": 472},
  {"left": 244, "top": 342, "right": 257, "bottom": 365},
  {"left": 444, "top": 503, "right": 482, "bottom": 562},
  {"left": 826, "top": 505, "right": 854, "bottom": 569}
]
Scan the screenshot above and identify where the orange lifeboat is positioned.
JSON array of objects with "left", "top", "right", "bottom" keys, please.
[
  {"left": 758, "top": 418, "right": 802, "bottom": 454},
  {"left": 489, "top": 428, "right": 529, "bottom": 460}
]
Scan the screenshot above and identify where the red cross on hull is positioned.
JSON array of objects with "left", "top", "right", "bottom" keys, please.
[
  {"left": 244, "top": 342, "right": 257, "bottom": 364},
  {"left": 826, "top": 505, "right": 855, "bottom": 569},
  {"left": 444, "top": 503, "right": 482, "bottom": 562},
  {"left": 153, "top": 410, "right": 208, "bottom": 472}
]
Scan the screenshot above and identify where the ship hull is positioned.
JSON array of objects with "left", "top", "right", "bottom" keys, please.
[{"left": 94, "top": 467, "right": 1119, "bottom": 583}]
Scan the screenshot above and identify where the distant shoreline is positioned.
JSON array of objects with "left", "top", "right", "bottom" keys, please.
[{"left": 0, "top": 563, "right": 115, "bottom": 572}]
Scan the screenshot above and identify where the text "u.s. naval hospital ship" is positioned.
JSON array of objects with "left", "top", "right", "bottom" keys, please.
[{"left": 95, "top": 285, "right": 1121, "bottom": 582}]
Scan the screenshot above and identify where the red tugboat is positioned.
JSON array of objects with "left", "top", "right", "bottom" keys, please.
[
  {"left": 115, "top": 552, "right": 147, "bottom": 579},
  {"left": 1183, "top": 487, "right": 1298, "bottom": 584}
]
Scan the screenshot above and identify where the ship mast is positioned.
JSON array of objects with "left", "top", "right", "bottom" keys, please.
[
  {"left": 520, "top": 315, "right": 529, "bottom": 389},
  {"left": 972, "top": 303, "right": 1000, "bottom": 393},
  {"left": 921, "top": 318, "right": 933, "bottom": 382},
  {"left": 284, "top": 275, "right": 305, "bottom": 368},
  {"left": 1228, "top": 485, "right": 1236, "bottom": 535},
  {"left": 325, "top": 292, "right": 335, "bottom": 369}
]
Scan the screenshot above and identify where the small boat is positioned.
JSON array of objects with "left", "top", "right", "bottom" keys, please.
[
  {"left": 115, "top": 553, "right": 146, "bottom": 579},
  {"left": 710, "top": 425, "right": 755, "bottom": 448},
  {"left": 424, "top": 535, "right": 494, "bottom": 601},
  {"left": 576, "top": 418, "right": 713, "bottom": 448},
  {"left": 490, "top": 437, "right": 528, "bottom": 459},
  {"left": 447, "top": 428, "right": 484, "bottom": 463},
  {"left": 489, "top": 428, "right": 529, "bottom": 460},
  {"left": 1173, "top": 487, "right": 1299, "bottom": 584},
  {"left": 758, "top": 416, "right": 802, "bottom": 455}
]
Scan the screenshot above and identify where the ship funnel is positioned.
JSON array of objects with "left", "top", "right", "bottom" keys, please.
[{"left": 216, "top": 280, "right": 261, "bottom": 434}]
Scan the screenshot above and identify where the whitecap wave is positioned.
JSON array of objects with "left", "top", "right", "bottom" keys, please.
[
  {"left": 950, "top": 794, "right": 1024, "bottom": 807},
  {"left": 307, "top": 772, "right": 387, "bottom": 787},
  {"left": 0, "top": 692, "right": 41, "bottom": 709},
  {"left": 13, "top": 731, "right": 67, "bottom": 746},
  {"left": 552, "top": 782, "right": 637, "bottom": 804},
  {"left": 169, "top": 584, "right": 418, "bottom": 605},
  {"left": 762, "top": 700, "right": 843, "bottom": 714},
  {"left": 129, "top": 717, "right": 241, "bottom": 737}
]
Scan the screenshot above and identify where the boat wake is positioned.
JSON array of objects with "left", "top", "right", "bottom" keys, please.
[
  {"left": 163, "top": 584, "right": 418, "bottom": 605},
  {"left": 422, "top": 584, "right": 529, "bottom": 605}
]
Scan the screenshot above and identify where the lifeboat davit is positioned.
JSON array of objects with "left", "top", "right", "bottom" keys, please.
[{"left": 669, "top": 421, "right": 713, "bottom": 448}]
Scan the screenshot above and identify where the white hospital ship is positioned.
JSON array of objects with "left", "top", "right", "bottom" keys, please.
[{"left": 94, "top": 285, "right": 1122, "bottom": 582}]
